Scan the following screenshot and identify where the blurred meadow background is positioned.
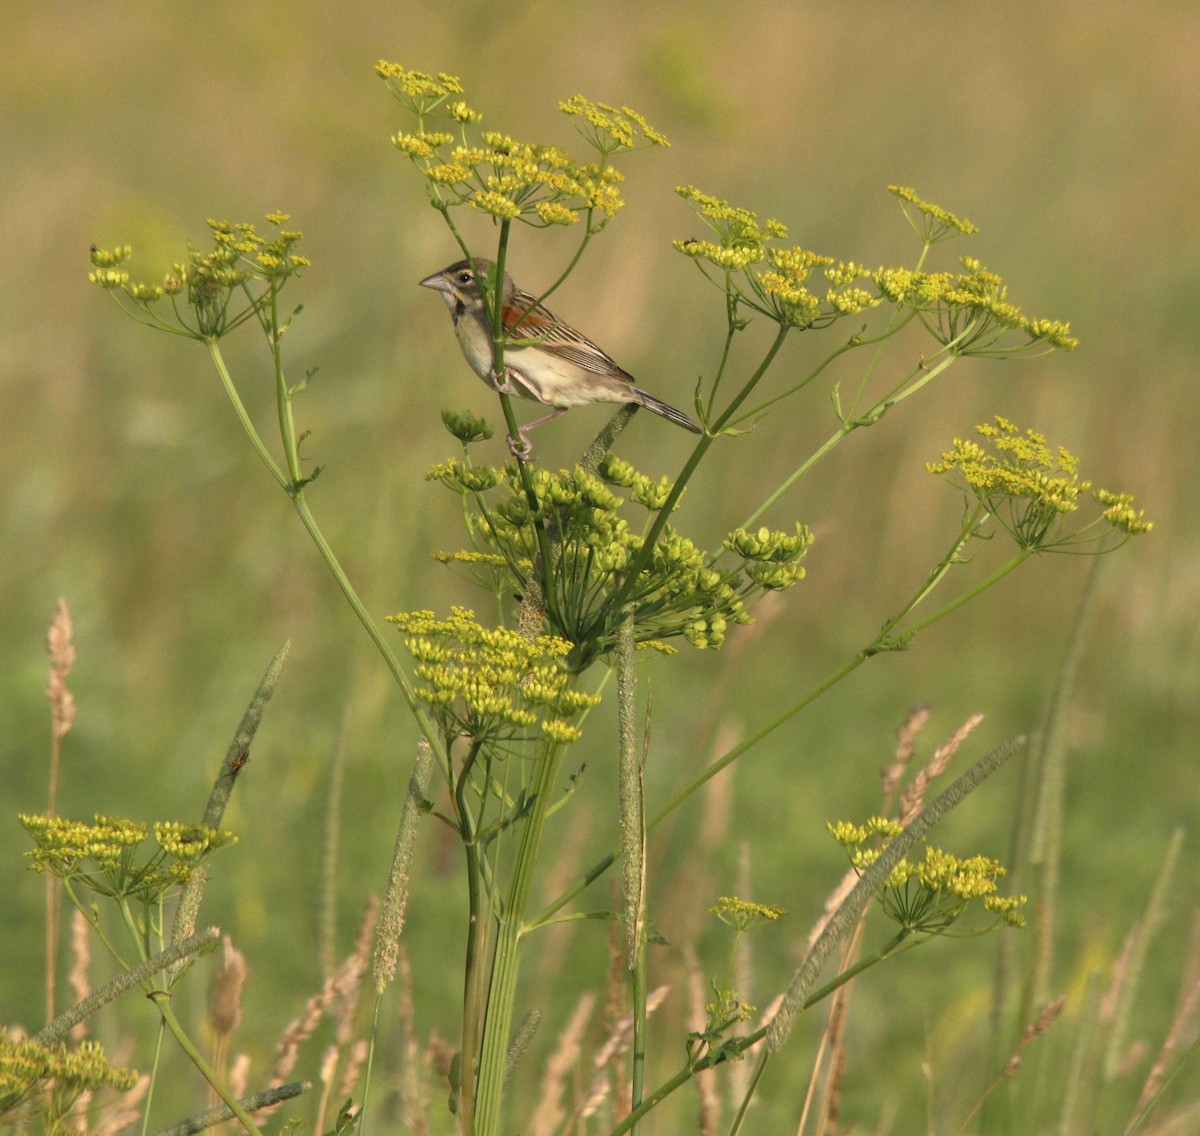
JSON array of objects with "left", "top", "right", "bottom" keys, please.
[{"left": 4, "top": 2, "right": 1199, "bottom": 1131}]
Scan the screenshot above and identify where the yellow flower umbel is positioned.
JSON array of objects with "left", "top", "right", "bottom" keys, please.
[
  {"left": 674, "top": 186, "right": 887, "bottom": 330},
  {"left": 19, "top": 814, "right": 236, "bottom": 900},
  {"left": 378, "top": 63, "right": 666, "bottom": 234},
  {"left": 388, "top": 606, "right": 600, "bottom": 746},
  {"left": 705, "top": 897, "right": 788, "bottom": 1027},
  {"left": 887, "top": 185, "right": 978, "bottom": 243},
  {"left": 674, "top": 185, "right": 1076, "bottom": 354},
  {"left": 829, "top": 817, "right": 1026, "bottom": 935},
  {"left": 1, "top": 1030, "right": 137, "bottom": 1118},
  {"left": 928, "top": 417, "right": 1152, "bottom": 551},
  {"left": 89, "top": 214, "right": 308, "bottom": 340}
]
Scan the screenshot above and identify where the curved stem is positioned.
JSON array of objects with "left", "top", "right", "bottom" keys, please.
[
  {"left": 205, "top": 342, "right": 448, "bottom": 770},
  {"left": 152, "top": 993, "right": 264, "bottom": 1136}
]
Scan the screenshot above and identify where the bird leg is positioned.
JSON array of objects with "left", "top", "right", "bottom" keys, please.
[{"left": 506, "top": 407, "right": 567, "bottom": 462}]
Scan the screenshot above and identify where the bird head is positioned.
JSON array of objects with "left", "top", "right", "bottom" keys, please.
[{"left": 419, "top": 258, "right": 512, "bottom": 314}]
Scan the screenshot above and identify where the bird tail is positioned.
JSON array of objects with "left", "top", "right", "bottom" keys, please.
[{"left": 629, "top": 387, "right": 702, "bottom": 434}]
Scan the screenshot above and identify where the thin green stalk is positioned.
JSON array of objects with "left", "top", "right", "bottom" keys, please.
[
  {"left": 453, "top": 739, "right": 487, "bottom": 1134},
  {"left": 472, "top": 741, "right": 566, "bottom": 1136},
  {"left": 729, "top": 328, "right": 871, "bottom": 429},
  {"left": 617, "top": 612, "right": 647, "bottom": 1126},
  {"left": 737, "top": 345, "right": 965, "bottom": 534},
  {"left": 726, "top": 1048, "right": 769, "bottom": 1136},
  {"left": 360, "top": 993, "right": 385, "bottom": 1136},
  {"left": 630, "top": 945, "right": 647, "bottom": 1127},
  {"left": 482, "top": 221, "right": 559, "bottom": 623},
  {"left": 140, "top": 1018, "right": 168, "bottom": 1136},
  {"left": 605, "top": 325, "right": 791, "bottom": 620},
  {"left": 900, "top": 545, "right": 1032, "bottom": 638},
  {"left": 261, "top": 282, "right": 304, "bottom": 486},
  {"left": 204, "top": 342, "right": 447, "bottom": 770},
  {"left": 533, "top": 518, "right": 1025, "bottom": 929},
  {"left": 151, "top": 994, "right": 263, "bottom": 1136},
  {"left": 61, "top": 880, "right": 131, "bottom": 972}
]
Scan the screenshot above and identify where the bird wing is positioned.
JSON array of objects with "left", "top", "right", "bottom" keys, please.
[{"left": 503, "top": 288, "right": 635, "bottom": 383}]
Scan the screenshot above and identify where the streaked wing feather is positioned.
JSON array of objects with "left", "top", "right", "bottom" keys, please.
[{"left": 503, "top": 288, "right": 634, "bottom": 382}]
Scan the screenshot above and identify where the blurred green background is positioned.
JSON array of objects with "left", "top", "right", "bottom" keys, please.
[{"left": 4, "top": 2, "right": 1198, "bottom": 1131}]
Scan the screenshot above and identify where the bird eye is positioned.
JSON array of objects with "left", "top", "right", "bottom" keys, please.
[{"left": 457, "top": 271, "right": 473, "bottom": 285}]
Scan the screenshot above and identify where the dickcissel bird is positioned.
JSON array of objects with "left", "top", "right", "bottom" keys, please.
[{"left": 420, "top": 258, "right": 701, "bottom": 455}]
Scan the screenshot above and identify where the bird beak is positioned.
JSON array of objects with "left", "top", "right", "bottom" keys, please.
[{"left": 419, "top": 271, "right": 452, "bottom": 292}]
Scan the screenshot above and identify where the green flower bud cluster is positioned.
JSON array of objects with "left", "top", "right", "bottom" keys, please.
[
  {"left": 89, "top": 214, "right": 308, "bottom": 339},
  {"left": 829, "top": 817, "right": 1027, "bottom": 934},
  {"left": 425, "top": 454, "right": 810, "bottom": 660},
  {"left": 378, "top": 62, "right": 666, "bottom": 233},
  {"left": 1, "top": 1032, "right": 137, "bottom": 1118},
  {"left": 723, "top": 523, "right": 813, "bottom": 590},
  {"left": 441, "top": 409, "right": 495, "bottom": 445},
  {"left": 18, "top": 813, "right": 236, "bottom": 899},
  {"left": 674, "top": 185, "right": 1076, "bottom": 353},
  {"left": 388, "top": 606, "right": 600, "bottom": 744},
  {"left": 928, "top": 417, "right": 1152, "bottom": 550}
]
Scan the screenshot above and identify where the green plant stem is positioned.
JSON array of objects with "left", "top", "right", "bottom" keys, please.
[
  {"left": 360, "top": 993, "right": 384, "bottom": 1136},
  {"left": 481, "top": 221, "right": 560, "bottom": 623},
  {"left": 617, "top": 611, "right": 647, "bottom": 1128},
  {"left": 61, "top": 879, "right": 131, "bottom": 972},
  {"left": 204, "top": 340, "right": 447, "bottom": 768},
  {"left": 454, "top": 739, "right": 487, "bottom": 1134},
  {"left": 605, "top": 325, "right": 791, "bottom": 620},
  {"left": 267, "top": 283, "right": 305, "bottom": 486},
  {"left": 737, "top": 343, "right": 964, "bottom": 533},
  {"left": 472, "top": 741, "right": 566, "bottom": 1136},
  {"left": 140, "top": 1017, "right": 167, "bottom": 1136},
  {"left": 615, "top": 737, "right": 1018, "bottom": 1135},
  {"left": 532, "top": 515, "right": 1026, "bottom": 930},
  {"left": 900, "top": 545, "right": 1032, "bottom": 638},
  {"left": 150, "top": 993, "right": 264, "bottom": 1136}
]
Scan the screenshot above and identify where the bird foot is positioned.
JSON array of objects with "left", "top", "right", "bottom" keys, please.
[{"left": 506, "top": 431, "right": 534, "bottom": 462}]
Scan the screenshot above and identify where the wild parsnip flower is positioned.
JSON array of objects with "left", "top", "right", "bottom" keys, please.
[
  {"left": 872, "top": 249, "right": 1077, "bottom": 357},
  {"left": 705, "top": 897, "right": 787, "bottom": 1025},
  {"left": 710, "top": 896, "right": 788, "bottom": 932},
  {"left": 723, "top": 523, "right": 813, "bottom": 589},
  {"left": 441, "top": 409, "right": 495, "bottom": 445},
  {"left": 88, "top": 215, "right": 308, "bottom": 340},
  {"left": 928, "top": 417, "right": 1152, "bottom": 550},
  {"left": 558, "top": 96, "right": 670, "bottom": 152},
  {"left": 19, "top": 813, "right": 236, "bottom": 899},
  {"left": 379, "top": 65, "right": 660, "bottom": 231},
  {"left": 1, "top": 1032, "right": 137, "bottom": 1115},
  {"left": 425, "top": 457, "right": 808, "bottom": 662},
  {"left": 674, "top": 184, "right": 1074, "bottom": 352},
  {"left": 829, "top": 816, "right": 1026, "bottom": 934},
  {"left": 672, "top": 186, "right": 783, "bottom": 273},
  {"left": 674, "top": 187, "right": 887, "bottom": 330},
  {"left": 887, "top": 185, "right": 978, "bottom": 241},
  {"left": 387, "top": 606, "right": 599, "bottom": 745},
  {"left": 375, "top": 61, "right": 466, "bottom": 116}
]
